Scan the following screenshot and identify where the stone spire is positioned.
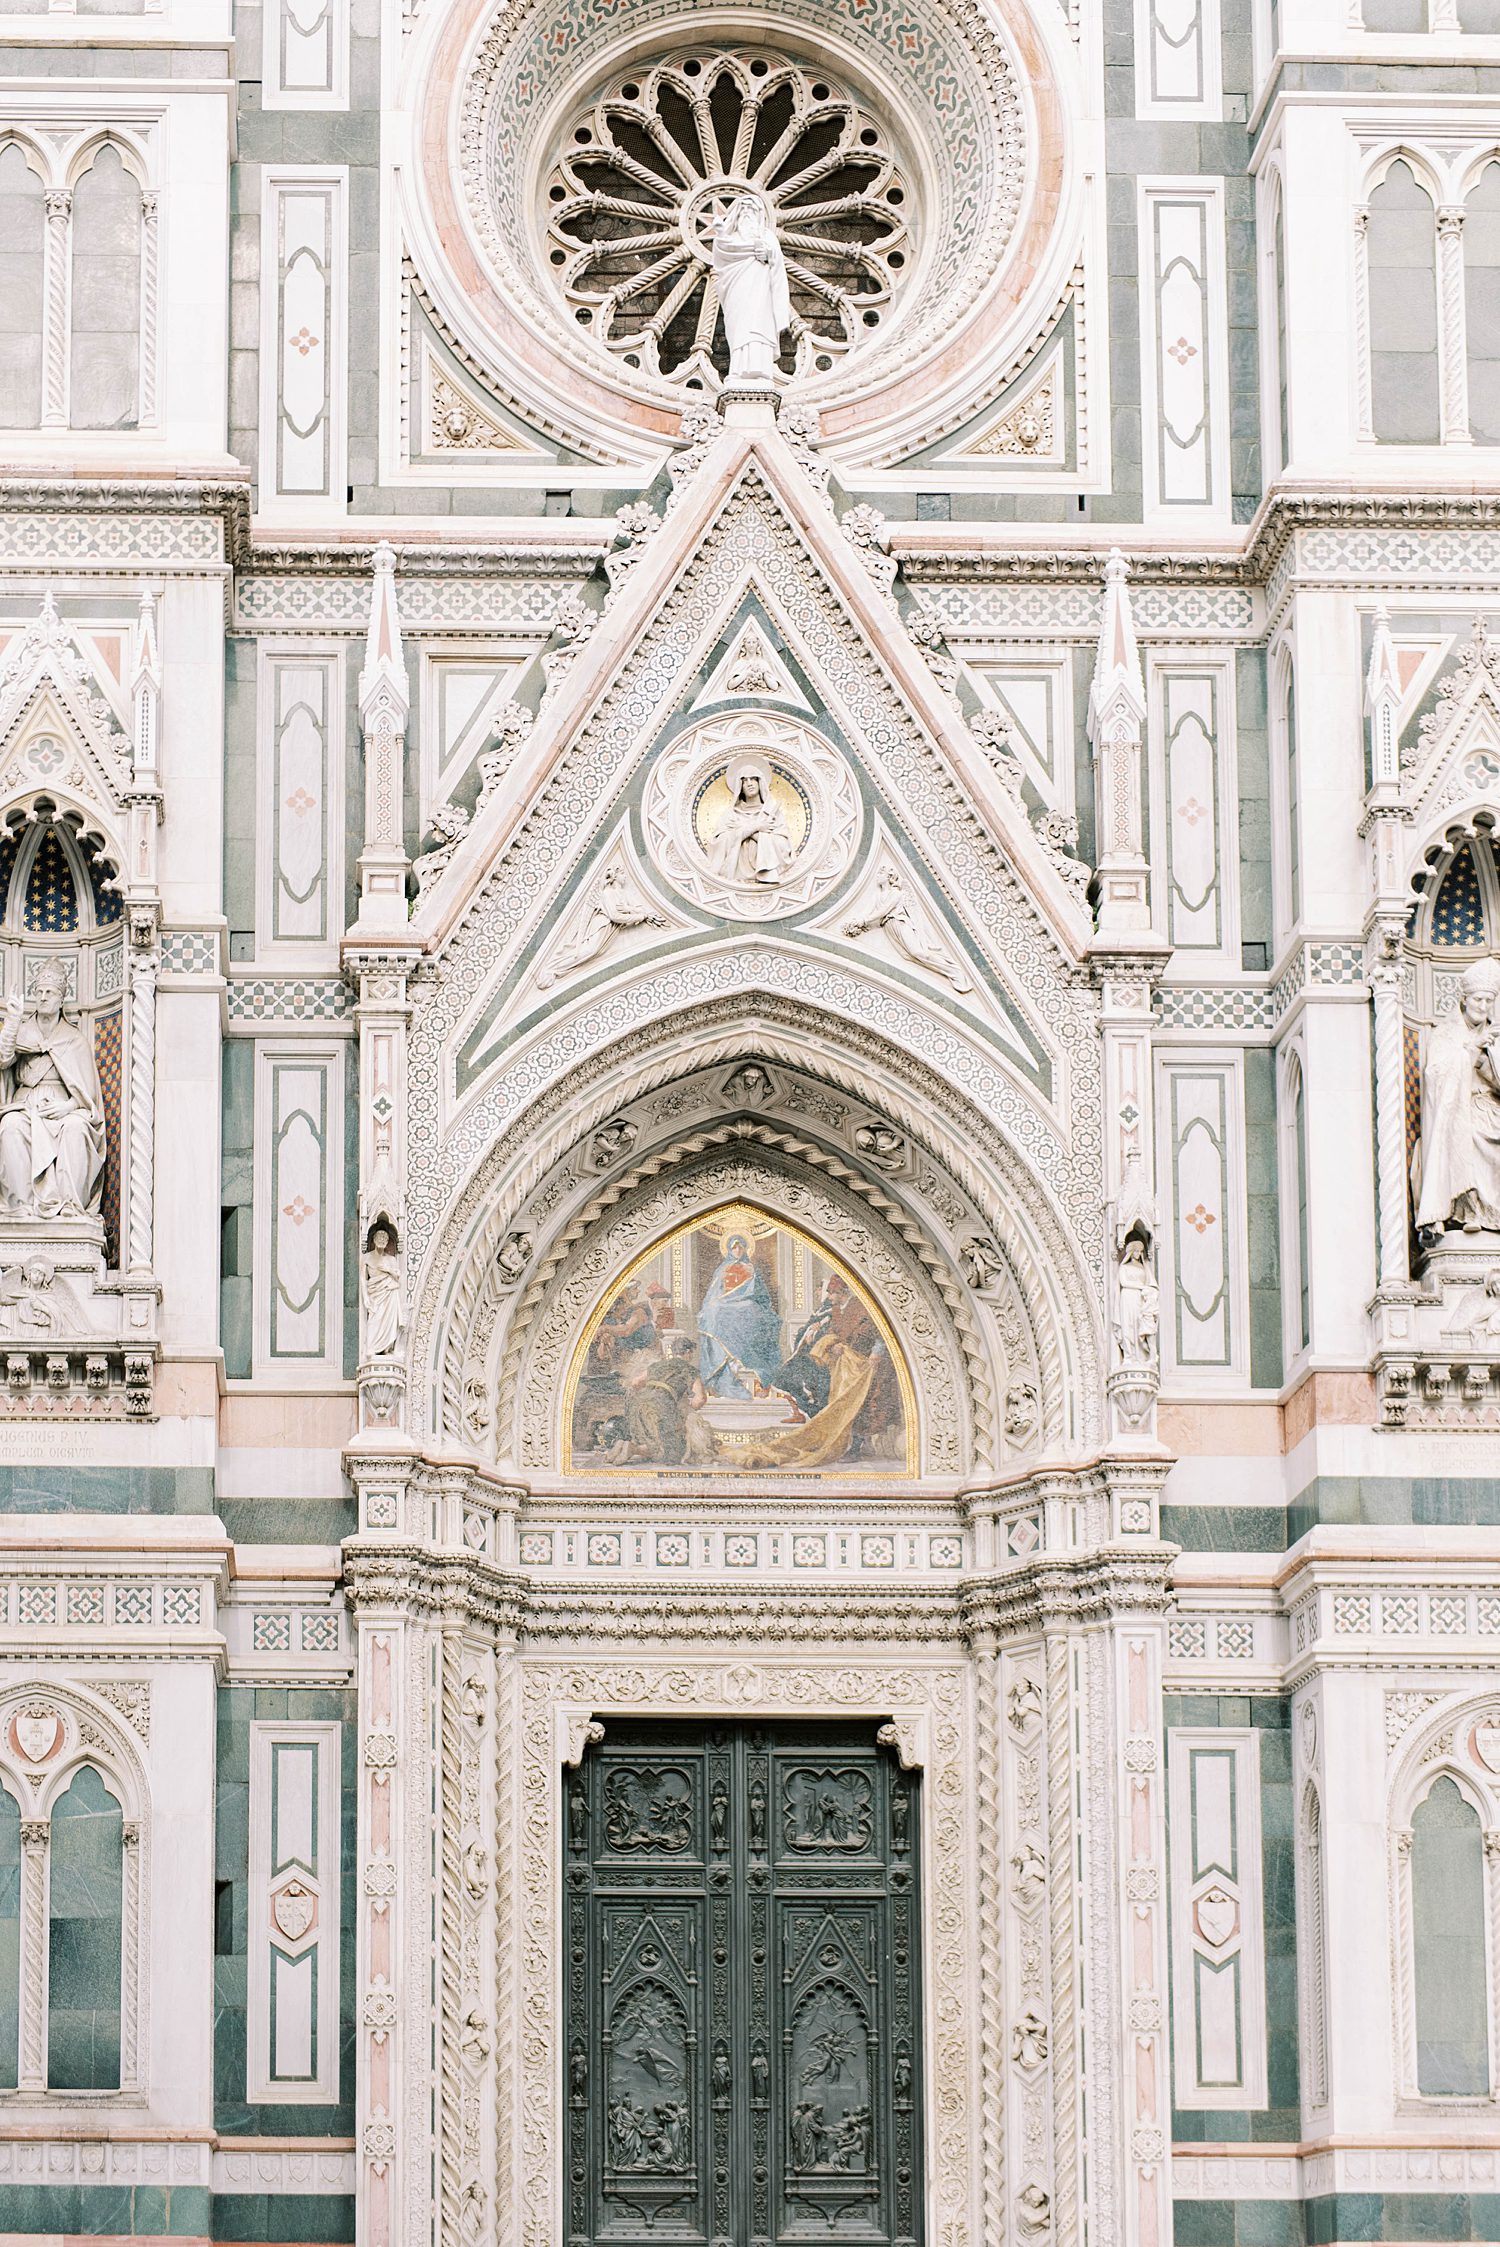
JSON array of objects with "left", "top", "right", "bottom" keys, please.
[
  {"left": 1087, "top": 549, "right": 1151, "bottom": 936},
  {"left": 1364, "top": 605, "right": 1402, "bottom": 793},
  {"left": 355, "top": 541, "right": 412, "bottom": 932}
]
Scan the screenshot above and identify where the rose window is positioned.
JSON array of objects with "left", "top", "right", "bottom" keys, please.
[{"left": 542, "top": 50, "right": 913, "bottom": 386}]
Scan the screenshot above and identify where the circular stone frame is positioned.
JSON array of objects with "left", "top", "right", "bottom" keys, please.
[
  {"left": 406, "top": 0, "right": 1078, "bottom": 466},
  {"left": 642, "top": 710, "right": 862, "bottom": 921}
]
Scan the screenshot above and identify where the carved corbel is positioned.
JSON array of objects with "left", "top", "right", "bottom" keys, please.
[
  {"left": 876, "top": 1715, "right": 927, "bottom": 1771},
  {"left": 559, "top": 1710, "right": 605, "bottom": 1769}
]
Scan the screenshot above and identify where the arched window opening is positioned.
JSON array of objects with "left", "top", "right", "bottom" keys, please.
[
  {"left": 1411, "top": 1776, "right": 1490, "bottom": 2097},
  {"left": 1368, "top": 162, "right": 1441, "bottom": 443},
  {"left": 1465, "top": 163, "right": 1500, "bottom": 447},
  {"left": 47, "top": 1764, "right": 124, "bottom": 2092},
  {"left": 0, "top": 144, "right": 44, "bottom": 430},
  {"left": 0, "top": 1785, "right": 19, "bottom": 2090},
  {"left": 68, "top": 145, "right": 142, "bottom": 433}
]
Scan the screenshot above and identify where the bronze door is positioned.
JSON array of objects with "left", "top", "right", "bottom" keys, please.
[{"left": 564, "top": 1721, "right": 922, "bottom": 2247}]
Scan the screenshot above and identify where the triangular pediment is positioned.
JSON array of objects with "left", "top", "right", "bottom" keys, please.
[
  {"left": 0, "top": 601, "right": 133, "bottom": 826},
  {"left": 417, "top": 427, "right": 1089, "bottom": 952},
  {"left": 1407, "top": 625, "right": 1500, "bottom": 836},
  {"left": 404, "top": 427, "right": 1099, "bottom": 1234}
]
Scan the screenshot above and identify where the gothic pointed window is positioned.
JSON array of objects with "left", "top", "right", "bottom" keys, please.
[
  {"left": 1410, "top": 1776, "right": 1490, "bottom": 2097},
  {"left": 0, "top": 142, "right": 45, "bottom": 429},
  {"left": 1465, "top": 163, "right": 1500, "bottom": 447},
  {"left": 1367, "top": 162, "right": 1440, "bottom": 443},
  {"left": 68, "top": 144, "right": 143, "bottom": 433},
  {"left": 47, "top": 1765, "right": 124, "bottom": 2093}
]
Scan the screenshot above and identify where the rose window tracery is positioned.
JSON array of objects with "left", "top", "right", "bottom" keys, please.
[{"left": 542, "top": 51, "right": 913, "bottom": 386}]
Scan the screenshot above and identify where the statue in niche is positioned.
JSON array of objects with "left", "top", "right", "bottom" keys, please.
[
  {"left": 709, "top": 195, "right": 790, "bottom": 386},
  {"left": 706, "top": 763, "right": 795, "bottom": 885},
  {"left": 1114, "top": 1234, "right": 1159, "bottom": 1369},
  {"left": 361, "top": 1222, "right": 404, "bottom": 1358},
  {"left": 0, "top": 960, "right": 105, "bottom": 1221},
  {"left": 1414, "top": 958, "right": 1500, "bottom": 1243},
  {"left": 1112, "top": 1152, "right": 1160, "bottom": 1369}
]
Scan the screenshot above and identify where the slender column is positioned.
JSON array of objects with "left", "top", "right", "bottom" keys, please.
[
  {"left": 1088, "top": 553, "right": 1152, "bottom": 937},
  {"left": 970, "top": 1637, "right": 1007, "bottom": 2247},
  {"left": 1486, "top": 1831, "right": 1500, "bottom": 2097},
  {"left": 1370, "top": 955, "right": 1410, "bottom": 1288},
  {"left": 1113, "top": 1626, "right": 1173, "bottom": 2247},
  {"left": 1437, "top": 207, "right": 1471, "bottom": 444},
  {"left": 139, "top": 191, "right": 159, "bottom": 426},
  {"left": 127, "top": 942, "right": 158, "bottom": 1276},
  {"left": 1353, "top": 210, "right": 1374, "bottom": 441},
  {"left": 42, "top": 190, "right": 71, "bottom": 428},
  {"left": 121, "top": 1821, "right": 141, "bottom": 2089},
  {"left": 354, "top": 544, "right": 412, "bottom": 934},
  {"left": 18, "top": 1820, "right": 48, "bottom": 2091},
  {"left": 356, "top": 1615, "right": 405, "bottom": 2247}
]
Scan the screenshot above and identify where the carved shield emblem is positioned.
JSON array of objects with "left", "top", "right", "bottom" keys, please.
[
  {"left": 1472, "top": 1723, "right": 1500, "bottom": 1774},
  {"left": 1194, "top": 1887, "right": 1238, "bottom": 1949},
  {"left": 271, "top": 1881, "right": 316, "bottom": 1942},
  {"left": 11, "top": 1708, "right": 61, "bottom": 1764}
]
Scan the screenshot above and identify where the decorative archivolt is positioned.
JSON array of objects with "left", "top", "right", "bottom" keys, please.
[{"left": 409, "top": 1006, "right": 1105, "bottom": 1475}]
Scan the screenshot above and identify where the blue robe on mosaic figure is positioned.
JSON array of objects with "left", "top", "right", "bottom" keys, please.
[{"left": 697, "top": 1234, "right": 782, "bottom": 1395}]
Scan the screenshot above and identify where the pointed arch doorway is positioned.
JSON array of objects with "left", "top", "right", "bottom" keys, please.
[{"left": 564, "top": 1721, "right": 923, "bottom": 2247}]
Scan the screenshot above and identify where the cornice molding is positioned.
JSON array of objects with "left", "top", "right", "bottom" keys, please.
[
  {"left": 962, "top": 1543, "right": 1178, "bottom": 1641},
  {"left": 4, "top": 480, "right": 1500, "bottom": 586},
  {"left": 342, "top": 1531, "right": 1177, "bottom": 1645}
]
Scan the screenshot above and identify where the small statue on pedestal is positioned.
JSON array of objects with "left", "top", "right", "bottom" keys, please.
[{"left": 710, "top": 196, "right": 790, "bottom": 386}]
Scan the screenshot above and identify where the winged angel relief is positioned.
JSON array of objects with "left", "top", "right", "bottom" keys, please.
[{"left": 564, "top": 1206, "right": 914, "bottom": 1475}]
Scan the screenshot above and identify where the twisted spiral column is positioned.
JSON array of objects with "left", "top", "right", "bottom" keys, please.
[
  {"left": 1437, "top": 207, "right": 1471, "bottom": 444},
  {"left": 139, "top": 191, "right": 159, "bottom": 426},
  {"left": 18, "top": 1821, "right": 48, "bottom": 2090},
  {"left": 128, "top": 949, "right": 157, "bottom": 1274},
  {"left": 1353, "top": 210, "right": 1374, "bottom": 441},
  {"left": 1371, "top": 963, "right": 1410, "bottom": 1287},
  {"left": 1046, "top": 1634, "right": 1080, "bottom": 2247},
  {"left": 974, "top": 1648, "right": 1007, "bottom": 2247},
  {"left": 438, "top": 1629, "right": 466, "bottom": 2244},
  {"left": 43, "top": 190, "right": 71, "bottom": 428}
]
